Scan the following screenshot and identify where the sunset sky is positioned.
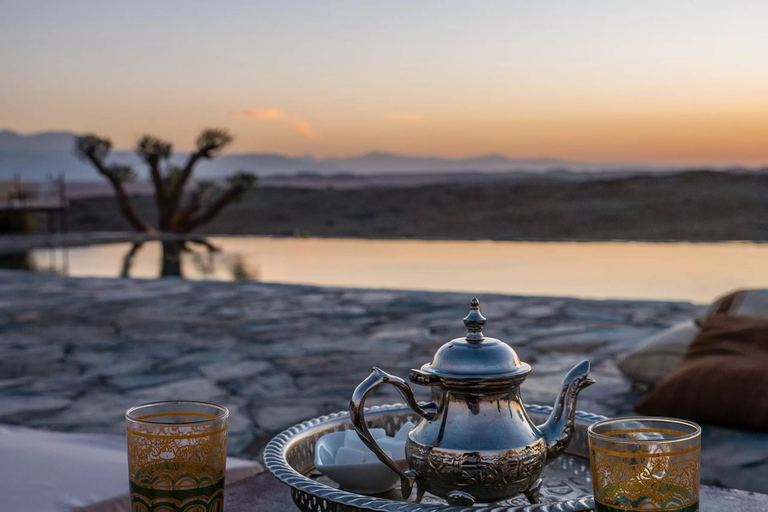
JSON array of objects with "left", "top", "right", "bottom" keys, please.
[{"left": 2, "top": 1, "right": 768, "bottom": 164}]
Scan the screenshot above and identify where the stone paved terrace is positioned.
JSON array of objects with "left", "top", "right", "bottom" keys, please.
[{"left": 1, "top": 270, "right": 767, "bottom": 493}]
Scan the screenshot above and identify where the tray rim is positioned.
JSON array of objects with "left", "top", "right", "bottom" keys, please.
[{"left": 264, "top": 403, "right": 609, "bottom": 512}]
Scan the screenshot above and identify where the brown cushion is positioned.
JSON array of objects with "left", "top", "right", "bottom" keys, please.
[{"left": 635, "top": 314, "right": 768, "bottom": 431}]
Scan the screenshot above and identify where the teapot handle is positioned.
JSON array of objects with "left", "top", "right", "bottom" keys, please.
[{"left": 350, "top": 367, "right": 438, "bottom": 499}]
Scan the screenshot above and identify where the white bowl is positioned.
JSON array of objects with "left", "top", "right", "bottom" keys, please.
[{"left": 314, "top": 431, "right": 408, "bottom": 494}]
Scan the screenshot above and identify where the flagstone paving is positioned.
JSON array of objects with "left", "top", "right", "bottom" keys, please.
[{"left": 1, "top": 270, "right": 767, "bottom": 493}]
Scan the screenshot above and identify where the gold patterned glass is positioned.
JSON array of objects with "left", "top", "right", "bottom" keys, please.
[
  {"left": 126, "top": 401, "right": 229, "bottom": 512},
  {"left": 588, "top": 417, "right": 700, "bottom": 512}
]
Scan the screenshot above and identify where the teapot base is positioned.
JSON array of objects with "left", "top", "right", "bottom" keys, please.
[
  {"left": 408, "top": 437, "right": 547, "bottom": 503},
  {"left": 445, "top": 491, "right": 476, "bottom": 507},
  {"left": 438, "top": 478, "right": 542, "bottom": 506},
  {"left": 524, "top": 478, "right": 543, "bottom": 504}
]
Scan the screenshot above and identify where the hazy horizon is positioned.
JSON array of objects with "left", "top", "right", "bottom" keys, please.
[
  {"left": 3, "top": 129, "right": 756, "bottom": 174},
  {"left": 0, "top": 128, "right": 629, "bottom": 165},
  {"left": 3, "top": 1, "right": 768, "bottom": 165}
]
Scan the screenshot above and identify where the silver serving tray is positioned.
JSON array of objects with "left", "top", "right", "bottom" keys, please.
[{"left": 264, "top": 403, "right": 608, "bottom": 512}]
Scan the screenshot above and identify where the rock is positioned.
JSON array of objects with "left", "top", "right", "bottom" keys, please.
[
  {"left": 532, "top": 337, "right": 608, "bottom": 354},
  {"left": 517, "top": 305, "right": 559, "bottom": 319},
  {"left": 226, "top": 403, "right": 257, "bottom": 454},
  {"left": 156, "top": 351, "right": 237, "bottom": 373},
  {"left": 35, "top": 392, "right": 136, "bottom": 432},
  {"left": 128, "top": 378, "right": 229, "bottom": 403},
  {"left": 531, "top": 326, "right": 658, "bottom": 354},
  {"left": 0, "top": 376, "right": 35, "bottom": 390},
  {"left": 109, "top": 373, "right": 191, "bottom": 392},
  {"left": 9, "top": 271, "right": 762, "bottom": 493},
  {"left": 16, "top": 372, "right": 90, "bottom": 398},
  {"left": 564, "top": 305, "right": 630, "bottom": 323},
  {"left": 519, "top": 375, "right": 562, "bottom": 404},
  {"left": 201, "top": 360, "right": 274, "bottom": 381},
  {"left": 235, "top": 371, "right": 297, "bottom": 398},
  {"left": 0, "top": 396, "right": 70, "bottom": 421},
  {"left": 581, "top": 373, "right": 632, "bottom": 403},
  {"left": 0, "top": 345, "right": 66, "bottom": 378},
  {"left": 529, "top": 353, "right": 594, "bottom": 376},
  {"left": 252, "top": 404, "right": 320, "bottom": 432}
]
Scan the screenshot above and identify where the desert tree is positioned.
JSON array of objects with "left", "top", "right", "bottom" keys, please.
[{"left": 74, "top": 129, "right": 257, "bottom": 276}]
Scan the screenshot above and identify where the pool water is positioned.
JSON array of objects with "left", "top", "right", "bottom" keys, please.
[{"left": 24, "top": 237, "right": 768, "bottom": 303}]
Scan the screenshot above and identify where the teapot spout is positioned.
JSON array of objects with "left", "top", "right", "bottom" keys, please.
[{"left": 537, "top": 360, "right": 594, "bottom": 462}]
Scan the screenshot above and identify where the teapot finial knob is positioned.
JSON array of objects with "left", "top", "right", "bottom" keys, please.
[{"left": 464, "top": 298, "right": 486, "bottom": 343}]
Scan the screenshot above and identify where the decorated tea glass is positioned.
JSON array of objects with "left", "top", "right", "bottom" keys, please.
[
  {"left": 588, "top": 417, "right": 701, "bottom": 512},
  {"left": 126, "top": 401, "right": 229, "bottom": 512}
]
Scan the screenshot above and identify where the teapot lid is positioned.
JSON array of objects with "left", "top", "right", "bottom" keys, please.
[{"left": 415, "top": 298, "right": 531, "bottom": 382}]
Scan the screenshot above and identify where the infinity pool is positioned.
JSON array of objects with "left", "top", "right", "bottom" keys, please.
[
  {"left": 25, "top": 237, "right": 768, "bottom": 302},
  {"left": 24, "top": 237, "right": 768, "bottom": 302}
]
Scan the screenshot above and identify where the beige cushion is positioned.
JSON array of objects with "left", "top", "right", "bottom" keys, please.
[
  {"left": 619, "top": 289, "right": 768, "bottom": 389},
  {"left": 714, "top": 289, "right": 768, "bottom": 318},
  {"left": 617, "top": 320, "right": 699, "bottom": 389}
]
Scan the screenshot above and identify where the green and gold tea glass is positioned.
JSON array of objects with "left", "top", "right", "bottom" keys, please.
[
  {"left": 588, "top": 417, "right": 701, "bottom": 512},
  {"left": 126, "top": 401, "right": 229, "bottom": 512}
]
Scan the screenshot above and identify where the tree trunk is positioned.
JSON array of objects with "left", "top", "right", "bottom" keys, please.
[
  {"left": 0, "top": 211, "right": 33, "bottom": 271},
  {"left": 160, "top": 241, "right": 183, "bottom": 277},
  {"left": 120, "top": 241, "right": 145, "bottom": 278}
]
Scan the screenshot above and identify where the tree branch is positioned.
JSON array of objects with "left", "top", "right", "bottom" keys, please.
[
  {"left": 74, "top": 132, "right": 242, "bottom": 236},
  {"left": 148, "top": 159, "right": 165, "bottom": 199},
  {"left": 179, "top": 188, "right": 240, "bottom": 233},
  {"left": 167, "top": 129, "right": 233, "bottom": 215},
  {"left": 83, "top": 153, "right": 154, "bottom": 233},
  {"left": 168, "top": 152, "right": 203, "bottom": 208},
  {"left": 179, "top": 172, "right": 256, "bottom": 233},
  {"left": 136, "top": 135, "right": 173, "bottom": 229},
  {"left": 170, "top": 182, "right": 215, "bottom": 231}
]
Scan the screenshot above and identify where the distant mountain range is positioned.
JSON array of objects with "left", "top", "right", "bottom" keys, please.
[{"left": 0, "top": 129, "right": 683, "bottom": 183}]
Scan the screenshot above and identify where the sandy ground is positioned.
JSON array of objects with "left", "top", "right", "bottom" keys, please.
[{"left": 56, "top": 170, "right": 768, "bottom": 241}]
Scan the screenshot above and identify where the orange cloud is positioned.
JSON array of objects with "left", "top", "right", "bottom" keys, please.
[
  {"left": 230, "top": 108, "right": 316, "bottom": 139},
  {"left": 288, "top": 120, "right": 316, "bottom": 139},
  {"left": 387, "top": 113, "right": 423, "bottom": 123},
  {"left": 231, "top": 109, "right": 283, "bottom": 120}
]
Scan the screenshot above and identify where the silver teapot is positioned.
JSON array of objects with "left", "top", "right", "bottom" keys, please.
[{"left": 350, "top": 299, "right": 594, "bottom": 506}]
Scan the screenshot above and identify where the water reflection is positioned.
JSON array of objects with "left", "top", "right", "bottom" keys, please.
[
  {"left": 19, "top": 239, "right": 261, "bottom": 281},
  {"left": 0, "top": 251, "right": 34, "bottom": 272},
  {"left": 116, "top": 240, "right": 260, "bottom": 280},
  {"left": 120, "top": 242, "right": 144, "bottom": 278},
  {"left": 20, "top": 237, "right": 768, "bottom": 302},
  {"left": 186, "top": 248, "right": 257, "bottom": 281}
]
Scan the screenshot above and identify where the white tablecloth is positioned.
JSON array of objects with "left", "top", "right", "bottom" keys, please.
[{"left": 0, "top": 424, "right": 260, "bottom": 512}]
